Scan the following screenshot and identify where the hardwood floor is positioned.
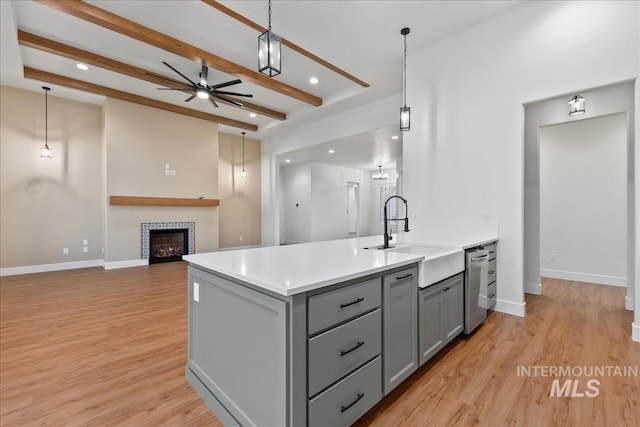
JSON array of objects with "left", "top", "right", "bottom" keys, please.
[{"left": 1, "top": 266, "right": 638, "bottom": 426}]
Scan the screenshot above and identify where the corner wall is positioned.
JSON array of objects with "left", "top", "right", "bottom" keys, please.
[{"left": 0, "top": 85, "right": 103, "bottom": 270}]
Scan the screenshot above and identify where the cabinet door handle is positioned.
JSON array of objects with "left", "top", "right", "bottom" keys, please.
[
  {"left": 340, "top": 392, "right": 365, "bottom": 413},
  {"left": 488, "top": 270, "right": 495, "bottom": 274},
  {"left": 340, "top": 297, "right": 364, "bottom": 309},
  {"left": 396, "top": 273, "right": 413, "bottom": 280},
  {"left": 442, "top": 287, "right": 450, "bottom": 292},
  {"left": 340, "top": 341, "right": 365, "bottom": 356}
]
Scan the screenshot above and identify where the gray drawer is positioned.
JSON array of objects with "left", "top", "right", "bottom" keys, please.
[
  {"left": 308, "top": 278, "right": 381, "bottom": 335},
  {"left": 488, "top": 259, "right": 496, "bottom": 284},
  {"left": 308, "top": 309, "right": 381, "bottom": 397},
  {"left": 487, "top": 282, "right": 497, "bottom": 302},
  {"left": 485, "top": 242, "right": 497, "bottom": 260},
  {"left": 308, "top": 356, "right": 382, "bottom": 427}
]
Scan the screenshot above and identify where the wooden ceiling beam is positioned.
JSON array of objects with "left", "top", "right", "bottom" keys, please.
[
  {"left": 17, "top": 30, "right": 286, "bottom": 121},
  {"left": 24, "top": 67, "right": 258, "bottom": 131},
  {"left": 202, "top": 0, "right": 370, "bottom": 88},
  {"left": 35, "top": 0, "right": 322, "bottom": 106}
]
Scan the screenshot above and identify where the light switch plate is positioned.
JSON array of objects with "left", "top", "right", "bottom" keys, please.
[{"left": 193, "top": 282, "right": 199, "bottom": 302}]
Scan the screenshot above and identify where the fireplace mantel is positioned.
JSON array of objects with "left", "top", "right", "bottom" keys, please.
[{"left": 110, "top": 196, "right": 219, "bottom": 207}]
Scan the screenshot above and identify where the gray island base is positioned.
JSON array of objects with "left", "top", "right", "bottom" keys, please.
[{"left": 186, "top": 262, "right": 422, "bottom": 427}]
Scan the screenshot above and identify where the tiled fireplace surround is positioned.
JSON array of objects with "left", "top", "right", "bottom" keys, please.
[{"left": 141, "top": 222, "right": 195, "bottom": 260}]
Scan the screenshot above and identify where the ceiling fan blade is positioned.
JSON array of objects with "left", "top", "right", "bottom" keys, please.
[
  {"left": 157, "top": 87, "right": 191, "bottom": 91},
  {"left": 200, "top": 65, "right": 208, "bottom": 86},
  {"left": 162, "top": 61, "right": 199, "bottom": 87},
  {"left": 210, "top": 79, "right": 242, "bottom": 89},
  {"left": 214, "top": 90, "right": 253, "bottom": 98},
  {"left": 184, "top": 94, "right": 196, "bottom": 102},
  {"left": 208, "top": 95, "right": 219, "bottom": 108},
  {"left": 213, "top": 94, "right": 243, "bottom": 107}
]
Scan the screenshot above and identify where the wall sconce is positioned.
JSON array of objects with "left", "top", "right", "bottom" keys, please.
[
  {"left": 400, "top": 27, "right": 411, "bottom": 131},
  {"left": 568, "top": 95, "right": 585, "bottom": 116},
  {"left": 241, "top": 132, "right": 247, "bottom": 178},
  {"left": 40, "top": 86, "right": 52, "bottom": 158},
  {"left": 258, "top": 0, "right": 281, "bottom": 77}
]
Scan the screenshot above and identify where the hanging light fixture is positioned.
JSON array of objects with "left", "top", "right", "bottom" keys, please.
[
  {"left": 40, "top": 86, "right": 52, "bottom": 158},
  {"left": 241, "top": 132, "right": 247, "bottom": 178},
  {"left": 372, "top": 165, "right": 389, "bottom": 181},
  {"left": 568, "top": 95, "right": 585, "bottom": 116},
  {"left": 258, "top": 0, "right": 281, "bottom": 77},
  {"left": 400, "top": 27, "right": 411, "bottom": 131}
]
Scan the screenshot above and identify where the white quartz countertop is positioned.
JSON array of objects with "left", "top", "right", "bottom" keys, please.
[
  {"left": 184, "top": 236, "right": 424, "bottom": 296},
  {"left": 184, "top": 234, "right": 498, "bottom": 297}
]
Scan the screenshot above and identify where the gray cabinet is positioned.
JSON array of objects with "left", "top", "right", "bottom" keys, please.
[
  {"left": 418, "top": 273, "right": 463, "bottom": 366},
  {"left": 485, "top": 242, "right": 497, "bottom": 311},
  {"left": 382, "top": 266, "right": 418, "bottom": 395}
]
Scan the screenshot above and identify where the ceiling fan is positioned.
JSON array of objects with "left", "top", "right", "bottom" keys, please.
[{"left": 157, "top": 61, "right": 252, "bottom": 108}]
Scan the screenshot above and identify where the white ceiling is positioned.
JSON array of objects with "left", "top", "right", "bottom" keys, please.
[{"left": 0, "top": 0, "right": 522, "bottom": 170}]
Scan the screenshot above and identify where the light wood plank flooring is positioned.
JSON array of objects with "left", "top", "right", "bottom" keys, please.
[{"left": 1, "top": 264, "right": 638, "bottom": 426}]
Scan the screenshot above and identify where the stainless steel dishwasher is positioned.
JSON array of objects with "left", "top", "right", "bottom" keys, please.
[{"left": 464, "top": 247, "right": 488, "bottom": 334}]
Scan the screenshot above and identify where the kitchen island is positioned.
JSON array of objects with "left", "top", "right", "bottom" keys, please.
[{"left": 183, "top": 234, "right": 495, "bottom": 426}]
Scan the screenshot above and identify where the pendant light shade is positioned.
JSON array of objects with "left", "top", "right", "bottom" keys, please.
[
  {"left": 40, "top": 86, "right": 52, "bottom": 158},
  {"left": 568, "top": 95, "right": 585, "bottom": 116},
  {"left": 400, "top": 27, "right": 410, "bottom": 132},
  {"left": 241, "top": 132, "right": 247, "bottom": 178},
  {"left": 258, "top": 0, "right": 281, "bottom": 77}
]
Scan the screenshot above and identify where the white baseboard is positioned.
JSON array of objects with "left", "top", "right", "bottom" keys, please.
[
  {"left": 627, "top": 296, "right": 635, "bottom": 311},
  {"left": 524, "top": 282, "right": 542, "bottom": 295},
  {"left": 633, "top": 322, "right": 640, "bottom": 343},
  {"left": 103, "top": 259, "right": 148, "bottom": 270},
  {"left": 541, "top": 269, "right": 626, "bottom": 287},
  {"left": 0, "top": 259, "right": 104, "bottom": 277},
  {"left": 494, "top": 298, "right": 526, "bottom": 317}
]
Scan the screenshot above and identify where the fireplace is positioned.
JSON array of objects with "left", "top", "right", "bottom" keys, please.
[{"left": 148, "top": 229, "right": 188, "bottom": 264}]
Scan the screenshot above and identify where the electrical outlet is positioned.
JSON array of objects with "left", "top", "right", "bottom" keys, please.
[
  {"left": 63, "top": 248, "right": 69, "bottom": 255},
  {"left": 550, "top": 253, "right": 557, "bottom": 261},
  {"left": 193, "top": 282, "right": 200, "bottom": 302},
  {"left": 165, "top": 170, "right": 170, "bottom": 175},
  {"left": 83, "top": 246, "right": 88, "bottom": 253},
  {"left": 170, "top": 170, "right": 176, "bottom": 176}
]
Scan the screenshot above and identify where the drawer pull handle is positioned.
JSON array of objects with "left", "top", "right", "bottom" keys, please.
[
  {"left": 396, "top": 273, "right": 413, "bottom": 280},
  {"left": 443, "top": 287, "right": 450, "bottom": 292},
  {"left": 340, "top": 393, "right": 365, "bottom": 413},
  {"left": 488, "top": 270, "right": 495, "bottom": 274},
  {"left": 488, "top": 293, "right": 495, "bottom": 298},
  {"left": 340, "top": 341, "right": 365, "bottom": 356},
  {"left": 471, "top": 255, "right": 487, "bottom": 261},
  {"left": 340, "top": 297, "right": 364, "bottom": 309}
]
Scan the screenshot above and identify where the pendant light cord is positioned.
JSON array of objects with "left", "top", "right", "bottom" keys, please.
[
  {"left": 242, "top": 132, "right": 246, "bottom": 172},
  {"left": 402, "top": 31, "right": 407, "bottom": 108},
  {"left": 45, "top": 88, "right": 48, "bottom": 147},
  {"left": 268, "top": 0, "right": 272, "bottom": 31}
]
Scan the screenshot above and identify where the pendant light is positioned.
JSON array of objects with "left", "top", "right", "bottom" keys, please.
[
  {"left": 400, "top": 27, "right": 411, "bottom": 132},
  {"left": 258, "top": 0, "right": 281, "bottom": 77},
  {"left": 40, "top": 86, "right": 52, "bottom": 158},
  {"left": 241, "top": 132, "right": 247, "bottom": 178},
  {"left": 372, "top": 165, "right": 389, "bottom": 181},
  {"left": 568, "top": 95, "right": 585, "bottom": 116}
]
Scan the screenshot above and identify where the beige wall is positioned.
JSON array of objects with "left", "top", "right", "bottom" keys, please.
[
  {"left": 0, "top": 85, "right": 103, "bottom": 268},
  {"left": 218, "top": 132, "right": 261, "bottom": 248},
  {"left": 103, "top": 98, "right": 219, "bottom": 262}
]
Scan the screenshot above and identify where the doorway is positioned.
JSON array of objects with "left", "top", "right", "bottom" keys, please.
[{"left": 347, "top": 182, "right": 359, "bottom": 238}]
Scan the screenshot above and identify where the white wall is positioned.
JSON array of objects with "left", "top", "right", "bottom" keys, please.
[
  {"left": 402, "top": 0, "right": 639, "bottom": 316},
  {"left": 540, "top": 114, "right": 627, "bottom": 286}
]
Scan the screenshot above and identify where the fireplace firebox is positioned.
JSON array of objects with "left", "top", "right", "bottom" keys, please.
[{"left": 149, "top": 229, "right": 188, "bottom": 264}]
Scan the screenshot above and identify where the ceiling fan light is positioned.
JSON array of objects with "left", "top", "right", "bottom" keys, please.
[
  {"left": 196, "top": 89, "right": 209, "bottom": 99},
  {"left": 258, "top": 29, "right": 281, "bottom": 77}
]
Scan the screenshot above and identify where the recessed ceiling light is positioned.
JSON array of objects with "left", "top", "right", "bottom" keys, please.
[
  {"left": 285, "top": 159, "right": 291, "bottom": 163},
  {"left": 249, "top": 113, "right": 257, "bottom": 118},
  {"left": 328, "top": 149, "right": 335, "bottom": 154},
  {"left": 391, "top": 135, "right": 399, "bottom": 140},
  {"left": 309, "top": 77, "right": 318, "bottom": 85},
  {"left": 76, "top": 63, "right": 89, "bottom": 71}
]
